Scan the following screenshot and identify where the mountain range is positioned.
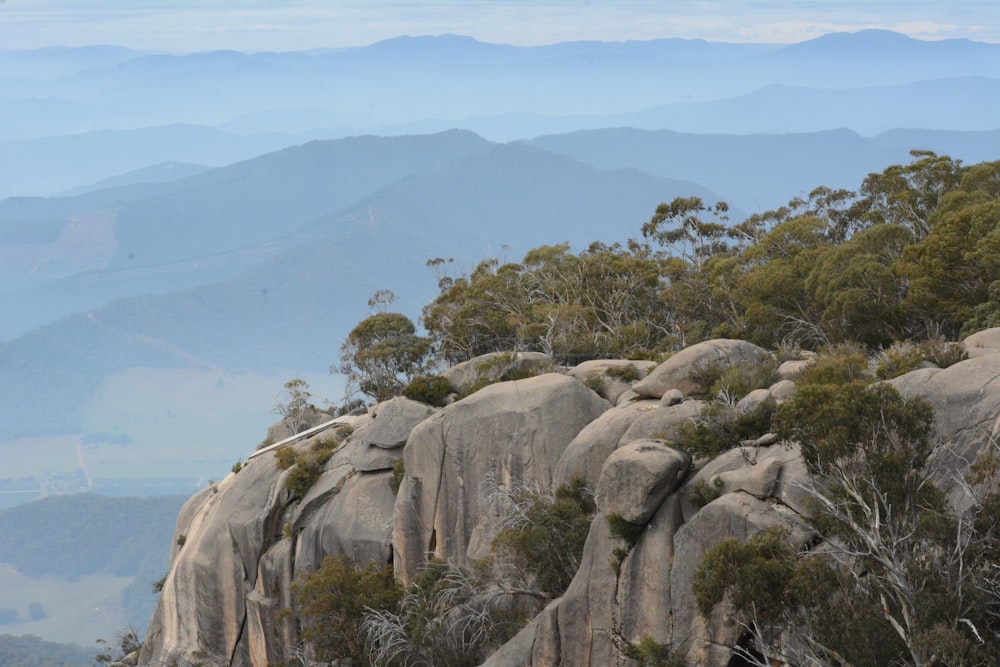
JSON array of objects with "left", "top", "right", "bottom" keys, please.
[{"left": 3, "top": 30, "right": 1000, "bottom": 196}]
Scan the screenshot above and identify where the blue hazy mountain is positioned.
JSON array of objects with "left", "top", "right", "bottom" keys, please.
[
  {"left": 0, "top": 139, "right": 727, "bottom": 439},
  {"left": 2, "top": 30, "right": 1000, "bottom": 196},
  {"left": 531, "top": 127, "right": 1000, "bottom": 213}
]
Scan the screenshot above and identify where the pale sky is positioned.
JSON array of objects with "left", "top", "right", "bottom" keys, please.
[{"left": 0, "top": 1, "right": 997, "bottom": 52}]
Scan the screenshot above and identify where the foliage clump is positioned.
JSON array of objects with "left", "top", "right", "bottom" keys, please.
[
  {"left": 273, "top": 378, "right": 317, "bottom": 434},
  {"left": 671, "top": 401, "right": 774, "bottom": 459},
  {"left": 917, "top": 335, "right": 968, "bottom": 368},
  {"left": 709, "top": 358, "right": 779, "bottom": 400},
  {"left": 338, "top": 311, "right": 432, "bottom": 403},
  {"left": 689, "top": 476, "right": 724, "bottom": 509},
  {"left": 490, "top": 478, "right": 595, "bottom": 599},
  {"left": 362, "top": 559, "right": 528, "bottom": 667},
  {"left": 402, "top": 374, "right": 452, "bottom": 406},
  {"left": 797, "top": 342, "right": 870, "bottom": 385},
  {"left": 622, "top": 636, "right": 684, "bottom": 667},
  {"left": 388, "top": 459, "right": 406, "bottom": 495},
  {"left": 874, "top": 340, "right": 925, "bottom": 379},
  {"left": 293, "top": 555, "right": 404, "bottom": 665},
  {"left": 273, "top": 426, "right": 352, "bottom": 501},
  {"left": 605, "top": 363, "right": 642, "bottom": 382},
  {"left": 606, "top": 512, "right": 645, "bottom": 546}
]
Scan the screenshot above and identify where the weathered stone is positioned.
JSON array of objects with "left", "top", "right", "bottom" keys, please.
[
  {"left": 481, "top": 608, "right": 546, "bottom": 667},
  {"left": 679, "top": 443, "right": 808, "bottom": 521},
  {"left": 615, "top": 389, "right": 642, "bottom": 406},
  {"left": 481, "top": 517, "right": 619, "bottom": 667},
  {"left": 631, "top": 339, "right": 772, "bottom": 399},
  {"left": 246, "top": 540, "right": 295, "bottom": 667},
  {"left": 553, "top": 399, "right": 659, "bottom": 489},
  {"left": 768, "top": 378, "right": 797, "bottom": 404},
  {"left": 442, "top": 351, "right": 552, "bottom": 392},
  {"left": 670, "top": 492, "right": 814, "bottom": 665},
  {"left": 295, "top": 470, "right": 396, "bottom": 573},
  {"left": 890, "top": 351, "right": 1000, "bottom": 509},
  {"left": 140, "top": 426, "right": 400, "bottom": 667},
  {"left": 619, "top": 399, "right": 704, "bottom": 445},
  {"left": 361, "top": 396, "right": 436, "bottom": 449},
  {"left": 261, "top": 407, "right": 330, "bottom": 447},
  {"left": 142, "top": 331, "right": 1000, "bottom": 667},
  {"left": 735, "top": 387, "right": 772, "bottom": 413},
  {"left": 551, "top": 517, "right": 618, "bottom": 666},
  {"left": 963, "top": 327, "right": 1000, "bottom": 355},
  {"left": 596, "top": 440, "right": 690, "bottom": 524},
  {"left": 392, "top": 373, "right": 609, "bottom": 581},
  {"left": 659, "top": 387, "right": 685, "bottom": 406},
  {"left": 715, "top": 457, "right": 782, "bottom": 499},
  {"left": 139, "top": 454, "right": 288, "bottom": 667},
  {"left": 617, "top": 494, "right": 684, "bottom": 648},
  {"left": 777, "top": 358, "right": 815, "bottom": 381},
  {"left": 567, "top": 359, "right": 657, "bottom": 404},
  {"left": 337, "top": 436, "right": 402, "bottom": 472}
]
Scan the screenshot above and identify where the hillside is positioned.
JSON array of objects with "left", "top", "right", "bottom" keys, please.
[
  {"left": 0, "top": 494, "right": 186, "bottom": 644},
  {"left": 532, "top": 127, "right": 1000, "bottom": 212},
  {"left": 0, "top": 130, "right": 493, "bottom": 340},
  {"left": 0, "top": 142, "right": 722, "bottom": 440}
]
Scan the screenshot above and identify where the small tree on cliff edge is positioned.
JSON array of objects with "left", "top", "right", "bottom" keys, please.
[
  {"left": 337, "top": 311, "right": 432, "bottom": 403},
  {"left": 273, "top": 378, "right": 314, "bottom": 434}
]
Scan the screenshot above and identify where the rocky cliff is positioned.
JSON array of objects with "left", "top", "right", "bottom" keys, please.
[{"left": 136, "top": 331, "right": 1000, "bottom": 667}]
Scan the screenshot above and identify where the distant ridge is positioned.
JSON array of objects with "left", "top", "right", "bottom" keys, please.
[{"left": 57, "top": 161, "right": 212, "bottom": 196}]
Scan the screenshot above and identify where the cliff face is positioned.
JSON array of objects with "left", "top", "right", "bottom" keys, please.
[{"left": 138, "top": 329, "right": 1000, "bottom": 667}]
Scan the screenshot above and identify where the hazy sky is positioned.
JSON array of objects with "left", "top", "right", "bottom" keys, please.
[{"left": 0, "top": 1, "right": 997, "bottom": 52}]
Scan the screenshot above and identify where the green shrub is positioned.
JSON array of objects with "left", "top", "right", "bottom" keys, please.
[
  {"left": 672, "top": 401, "right": 775, "bottom": 459},
  {"left": 687, "top": 360, "right": 725, "bottom": 397},
  {"left": 275, "top": 428, "right": 352, "bottom": 501},
  {"left": 710, "top": 358, "right": 779, "bottom": 400},
  {"left": 402, "top": 374, "right": 452, "bottom": 406},
  {"left": 389, "top": 459, "right": 406, "bottom": 494},
  {"left": 623, "top": 636, "right": 683, "bottom": 667},
  {"left": 689, "top": 476, "right": 724, "bottom": 509},
  {"left": 693, "top": 526, "right": 796, "bottom": 620},
  {"left": 799, "top": 343, "right": 870, "bottom": 385},
  {"left": 293, "top": 555, "right": 403, "bottom": 665},
  {"left": 917, "top": 335, "right": 968, "bottom": 368},
  {"left": 491, "top": 480, "right": 594, "bottom": 598},
  {"left": 774, "top": 341, "right": 808, "bottom": 362},
  {"left": 231, "top": 459, "right": 244, "bottom": 474},
  {"left": 607, "top": 513, "right": 644, "bottom": 546},
  {"left": 583, "top": 373, "right": 606, "bottom": 394},
  {"left": 176, "top": 534, "right": 186, "bottom": 547},
  {"left": 605, "top": 363, "right": 642, "bottom": 382},
  {"left": 273, "top": 445, "right": 296, "bottom": 470},
  {"left": 610, "top": 546, "right": 630, "bottom": 576},
  {"left": 875, "top": 341, "right": 925, "bottom": 379}
]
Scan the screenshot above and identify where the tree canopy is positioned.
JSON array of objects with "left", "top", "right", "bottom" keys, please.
[{"left": 416, "top": 151, "right": 1000, "bottom": 364}]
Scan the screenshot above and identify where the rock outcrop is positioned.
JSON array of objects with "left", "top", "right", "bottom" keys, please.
[
  {"left": 138, "top": 335, "right": 1000, "bottom": 667},
  {"left": 631, "top": 339, "right": 771, "bottom": 399},
  {"left": 393, "top": 373, "right": 610, "bottom": 580}
]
